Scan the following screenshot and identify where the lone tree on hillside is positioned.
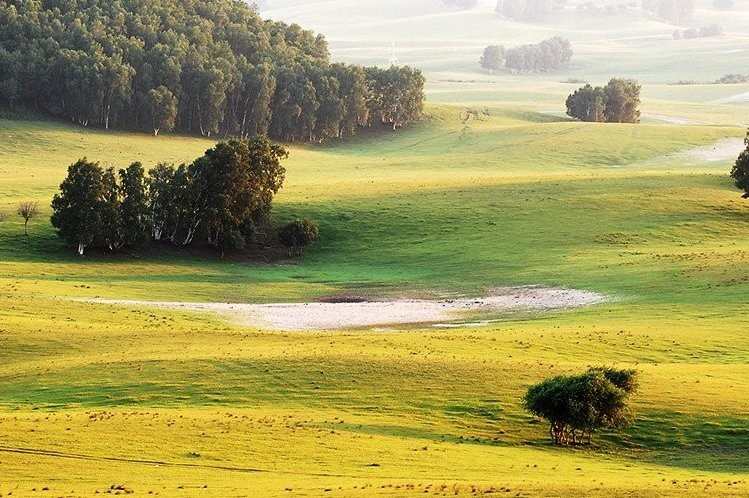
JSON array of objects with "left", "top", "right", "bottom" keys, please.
[
  {"left": 731, "top": 132, "right": 749, "bottom": 199},
  {"left": 523, "top": 367, "right": 638, "bottom": 445},
  {"left": 566, "top": 79, "right": 640, "bottom": 123},
  {"left": 17, "top": 201, "right": 38, "bottom": 236},
  {"left": 480, "top": 45, "right": 506, "bottom": 73}
]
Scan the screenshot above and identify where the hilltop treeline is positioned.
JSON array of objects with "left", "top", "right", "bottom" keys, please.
[
  {"left": 52, "top": 137, "right": 289, "bottom": 256},
  {"left": 480, "top": 37, "right": 572, "bottom": 73},
  {"left": 0, "top": 0, "right": 424, "bottom": 141}
]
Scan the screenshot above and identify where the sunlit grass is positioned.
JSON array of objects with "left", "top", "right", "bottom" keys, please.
[{"left": 0, "top": 101, "right": 748, "bottom": 496}]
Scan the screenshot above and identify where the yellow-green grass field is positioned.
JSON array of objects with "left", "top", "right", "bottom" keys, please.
[{"left": 1, "top": 97, "right": 748, "bottom": 496}]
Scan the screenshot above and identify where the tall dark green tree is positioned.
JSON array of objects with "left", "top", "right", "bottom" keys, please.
[
  {"left": 119, "top": 162, "right": 150, "bottom": 248},
  {"left": 566, "top": 84, "right": 606, "bottom": 122},
  {"left": 188, "top": 137, "right": 287, "bottom": 254},
  {"left": 148, "top": 86, "right": 178, "bottom": 136},
  {"left": 100, "top": 167, "right": 122, "bottom": 251},
  {"left": 51, "top": 159, "right": 107, "bottom": 256},
  {"left": 604, "top": 78, "right": 641, "bottom": 124}
]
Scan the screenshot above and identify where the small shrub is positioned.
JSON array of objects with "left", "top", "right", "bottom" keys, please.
[{"left": 279, "top": 219, "right": 320, "bottom": 256}]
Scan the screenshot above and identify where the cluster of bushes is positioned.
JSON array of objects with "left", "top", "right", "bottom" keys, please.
[
  {"left": 524, "top": 367, "right": 638, "bottom": 445},
  {"left": 730, "top": 133, "right": 749, "bottom": 200},
  {"left": 480, "top": 37, "right": 573, "bottom": 74},
  {"left": 0, "top": 0, "right": 424, "bottom": 141},
  {"left": 51, "top": 136, "right": 317, "bottom": 257},
  {"left": 673, "top": 24, "right": 723, "bottom": 39},
  {"left": 565, "top": 79, "right": 641, "bottom": 123}
]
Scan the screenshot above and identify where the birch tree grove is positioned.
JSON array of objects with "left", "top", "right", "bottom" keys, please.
[
  {"left": 0, "top": 0, "right": 424, "bottom": 142},
  {"left": 51, "top": 138, "right": 288, "bottom": 256}
]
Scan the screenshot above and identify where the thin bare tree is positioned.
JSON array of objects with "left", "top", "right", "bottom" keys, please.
[{"left": 17, "top": 201, "right": 38, "bottom": 236}]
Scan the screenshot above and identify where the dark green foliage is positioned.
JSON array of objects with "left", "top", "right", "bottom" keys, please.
[
  {"left": 523, "top": 367, "right": 638, "bottom": 445},
  {"left": 119, "top": 163, "right": 150, "bottom": 248},
  {"left": 197, "top": 137, "right": 287, "bottom": 254},
  {"left": 504, "top": 37, "right": 573, "bottom": 73},
  {"left": 566, "top": 79, "right": 641, "bottom": 124},
  {"left": 52, "top": 137, "right": 288, "bottom": 255},
  {"left": 100, "top": 167, "right": 122, "bottom": 251},
  {"left": 603, "top": 79, "right": 641, "bottom": 123},
  {"left": 0, "top": 0, "right": 424, "bottom": 141},
  {"left": 51, "top": 159, "right": 108, "bottom": 256},
  {"left": 565, "top": 84, "right": 606, "bottom": 122},
  {"left": 730, "top": 133, "right": 749, "bottom": 199},
  {"left": 148, "top": 86, "right": 178, "bottom": 136},
  {"left": 365, "top": 66, "right": 425, "bottom": 131},
  {"left": 279, "top": 219, "right": 320, "bottom": 255}
]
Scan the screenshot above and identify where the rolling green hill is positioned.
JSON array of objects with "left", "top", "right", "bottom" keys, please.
[{"left": 1, "top": 96, "right": 748, "bottom": 495}]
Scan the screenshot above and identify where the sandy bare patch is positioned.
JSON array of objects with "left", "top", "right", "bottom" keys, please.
[
  {"left": 85, "top": 287, "right": 606, "bottom": 331},
  {"left": 680, "top": 138, "right": 745, "bottom": 162}
]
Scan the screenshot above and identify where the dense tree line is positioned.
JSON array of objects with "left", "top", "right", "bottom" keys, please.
[
  {"left": 51, "top": 137, "right": 290, "bottom": 256},
  {"left": 480, "top": 37, "right": 572, "bottom": 73},
  {"left": 524, "top": 367, "right": 638, "bottom": 445},
  {"left": 566, "top": 79, "right": 641, "bottom": 123},
  {"left": 0, "top": 0, "right": 424, "bottom": 141}
]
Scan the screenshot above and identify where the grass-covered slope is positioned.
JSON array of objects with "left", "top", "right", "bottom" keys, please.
[{"left": 0, "top": 105, "right": 748, "bottom": 496}]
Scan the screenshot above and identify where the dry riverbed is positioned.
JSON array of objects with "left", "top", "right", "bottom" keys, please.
[{"left": 85, "top": 287, "right": 607, "bottom": 331}]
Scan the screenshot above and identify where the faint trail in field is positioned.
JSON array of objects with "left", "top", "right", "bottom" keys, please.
[{"left": 0, "top": 445, "right": 486, "bottom": 481}]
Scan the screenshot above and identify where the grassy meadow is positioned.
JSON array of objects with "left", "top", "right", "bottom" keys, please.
[
  {"left": 2, "top": 2, "right": 749, "bottom": 496},
  {"left": 1, "top": 98, "right": 749, "bottom": 496}
]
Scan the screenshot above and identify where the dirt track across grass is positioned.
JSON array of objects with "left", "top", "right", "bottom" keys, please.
[{"left": 86, "top": 287, "right": 607, "bottom": 331}]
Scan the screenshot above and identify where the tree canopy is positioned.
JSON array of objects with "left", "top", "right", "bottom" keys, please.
[
  {"left": 479, "top": 37, "right": 572, "bottom": 74},
  {"left": 523, "top": 367, "right": 638, "bottom": 445},
  {"left": 51, "top": 137, "right": 289, "bottom": 256},
  {"left": 480, "top": 45, "right": 505, "bottom": 73},
  {"left": 0, "top": 0, "right": 424, "bottom": 141},
  {"left": 566, "top": 79, "right": 641, "bottom": 123}
]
